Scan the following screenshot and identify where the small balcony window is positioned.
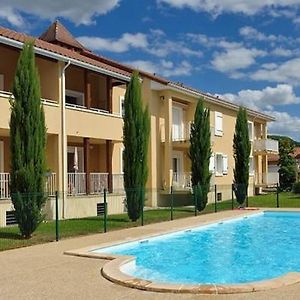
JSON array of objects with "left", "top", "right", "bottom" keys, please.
[{"left": 66, "top": 89, "right": 85, "bottom": 107}]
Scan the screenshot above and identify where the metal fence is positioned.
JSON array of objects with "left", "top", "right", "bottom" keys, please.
[{"left": 1, "top": 184, "right": 299, "bottom": 243}]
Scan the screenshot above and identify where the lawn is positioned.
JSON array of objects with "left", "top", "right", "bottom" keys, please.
[{"left": 0, "top": 192, "right": 299, "bottom": 252}]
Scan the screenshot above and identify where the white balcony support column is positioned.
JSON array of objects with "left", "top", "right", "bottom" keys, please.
[
  {"left": 164, "top": 94, "right": 172, "bottom": 191},
  {"left": 60, "top": 60, "right": 71, "bottom": 218}
]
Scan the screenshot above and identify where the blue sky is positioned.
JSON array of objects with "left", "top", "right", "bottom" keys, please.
[{"left": 0, "top": 0, "right": 300, "bottom": 140}]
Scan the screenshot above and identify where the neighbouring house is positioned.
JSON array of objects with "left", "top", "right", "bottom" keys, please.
[
  {"left": 268, "top": 147, "right": 300, "bottom": 179},
  {"left": 0, "top": 21, "right": 278, "bottom": 226}
]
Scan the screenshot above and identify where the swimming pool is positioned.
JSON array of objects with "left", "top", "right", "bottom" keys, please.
[{"left": 93, "top": 211, "right": 300, "bottom": 285}]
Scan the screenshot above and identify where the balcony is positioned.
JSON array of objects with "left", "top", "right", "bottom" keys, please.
[
  {"left": 172, "top": 172, "right": 192, "bottom": 190},
  {"left": 254, "top": 139, "right": 279, "bottom": 154},
  {"left": 255, "top": 172, "right": 279, "bottom": 186},
  {"left": 66, "top": 107, "right": 123, "bottom": 141},
  {"left": 0, "top": 173, "right": 57, "bottom": 199},
  {"left": 67, "top": 173, "right": 124, "bottom": 196},
  {"left": 161, "top": 123, "right": 215, "bottom": 145}
]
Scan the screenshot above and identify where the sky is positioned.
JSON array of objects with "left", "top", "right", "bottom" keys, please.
[{"left": 0, "top": 0, "right": 300, "bottom": 140}]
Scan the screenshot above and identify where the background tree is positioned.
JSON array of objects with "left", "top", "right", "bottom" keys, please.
[
  {"left": 233, "top": 107, "right": 251, "bottom": 206},
  {"left": 123, "top": 71, "right": 150, "bottom": 221},
  {"left": 278, "top": 138, "right": 296, "bottom": 190},
  {"left": 189, "top": 99, "right": 211, "bottom": 211},
  {"left": 10, "top": 41, "right": 47, "bottom": 238}
]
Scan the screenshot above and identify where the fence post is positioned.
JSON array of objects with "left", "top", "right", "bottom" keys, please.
[
  {"left": 170, "top": 186, "right": 174, "bottom": 220},
  {"left": 276, "top": 183, "right": 279, "bottom": 208},
  {"left": 246, "top": 185, "right": 249, "bottom": 207},
  {"left": 141, "top": 188, "right": 144, "bottom": 226},
  {"left": 103, "top": 188, "right": 107, "bottom": 233},
  {"left": 214, "top": 184, "right": 217, "bottom": 213},
  {"left": 231, "top": 184, "right": 234, "bottom": 210},
  {"left": 55, "top": 191, "right": 59, "bottom": 242},
  {"left": 194, "top": 187, "right": 198, "bottom": 216}
]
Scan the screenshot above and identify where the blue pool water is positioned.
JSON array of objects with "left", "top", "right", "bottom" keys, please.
[{"left": 93, "top": 212, "right": 300, "bottom": 284}]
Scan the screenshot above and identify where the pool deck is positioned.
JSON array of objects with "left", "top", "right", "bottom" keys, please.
[{"left": 1, "top": 208, "right": 300, "bottom": 299}]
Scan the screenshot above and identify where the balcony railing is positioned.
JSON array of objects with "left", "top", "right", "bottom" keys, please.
[
  {"left": 255, "top": 172, "right": 279, "bottom": 185},
  {"left": 112, "top": 174, "right": 124, "bottom": 193},
  {"left": 172, "top": 172, "right": 192, "bottom": 190},
  {"left": 254, "top": 139, "right": 279, "bottom": 153},
  {"left": 0, "top": 173, "right": 10, "bottom": 199},
  {"left": 0, "top": 173, "right": 57, "bottom": 199},
  {"left": 90, "top": 173, "right": 108, "bottom": 194},
  {"left": 67, "top": 173, "right": 86, "bottom": 196},
  {"left": 161, "top": 122, "right": 215, "bottom": 144},
  {"left": 67, "top": 173, "right": 125, "bottom": 196}
]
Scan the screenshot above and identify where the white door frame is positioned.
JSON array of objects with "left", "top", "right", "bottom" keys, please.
[
  {"left": 172, "top": 151, "right": 184, "bottom": 175},
  {"left": 0, "top": 141, "right": 4, "bottom": 172},
  {"left": 67, "top": 146, "right": 84, "bottom": 172}
]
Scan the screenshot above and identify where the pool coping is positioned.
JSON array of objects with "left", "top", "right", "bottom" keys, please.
[{"left": 64, "top": 209, "right": 300, "bottom": 295}]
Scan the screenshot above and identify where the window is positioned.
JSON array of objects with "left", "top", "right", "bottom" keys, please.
[
  {"left": 216, "top": 154, "right": 223, "bottom": 176},
  {"left": 222, "top": 155, "right": 228, "bottom": 175},
  {"left": 249, "top": 156, "right": 254, "bottom": 175},
  {"left": 120, "top": 96, "right": 125, "bottom": 117},
  {"left": 120, "top": 148, "right": 124, "bottom": 173},
  {"left": 65, "top": 90, "right": 85, "bottom": 106},
  {"left": 172, "top": 106, "right": 184, "bottom": 141},
  {"left": 0, "top": 74, "right": 4, "bottom": 91},
  {"left": 248, "top": 121, "right": 254, "bottom": 141},
  {"left": 209, "top": 154, "right": 215, "bottom": 173},
  {"left": 67, "top": 146, "right": 84, "bottom": 172},
  {"left": 214, "top": 112, "right": 223, "bottom": 136}
]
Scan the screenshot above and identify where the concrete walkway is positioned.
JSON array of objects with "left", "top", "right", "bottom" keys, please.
[{"left": 0, "top": 209, "right": 299, "bottom": 300}]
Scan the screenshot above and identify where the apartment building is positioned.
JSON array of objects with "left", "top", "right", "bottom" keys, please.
[{"left": 0, "top": 21, "right": 278, "bottom": 226}]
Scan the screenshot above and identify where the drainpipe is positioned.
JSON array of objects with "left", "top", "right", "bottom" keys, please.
[{"left": 61, "top": 60, "right": 71, "bottom": 218}]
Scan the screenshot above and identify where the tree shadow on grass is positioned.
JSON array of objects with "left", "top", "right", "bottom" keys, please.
[{"left": 0, "top": 231, "right": 22, "bottom": 240}]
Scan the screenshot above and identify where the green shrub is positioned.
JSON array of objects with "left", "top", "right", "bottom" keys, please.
[{"left": 292, "top": 182, "right": 300, "bottom": 194}]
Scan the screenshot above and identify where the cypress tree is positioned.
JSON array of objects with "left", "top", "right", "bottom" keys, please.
[
  {"left": 123, "top": 71, "right": 150, "bottom": 221},
  {"left": 189, "top": 99, "right": 211, "bottom": 211},
  {"left": 278, "top": 138, "right": 296, "bottom": 190},
  {"left": 233, "top": 107, "right": 251, "bottom": 206},
  {"left": 10, "top": 41, "right": 47, "bottom": 238}
]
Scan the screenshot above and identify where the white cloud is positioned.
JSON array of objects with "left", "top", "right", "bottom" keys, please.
[
  {"left": 251, "top": 58, "right": 300, "bottom": 84},
  {"left": 219, "top": 85, "right": 300, "bottom": 140},
  {"left": 79, "top": 30, "right": 202, "bottom": 58},
  {"left": 158, "top": 0, "right": 300, "bottom": 16},
  {"left": 267, "top": 111, "right": 300, "bottom": 140},
  {"left": 78, "top": 33, "right": 148, "bottom": 53},
  {"left": 212, "top": 46, "right": 266, "bottom": 73},
  {"left": 239, "top": 26, "right": 279, "bottom": 42},
  {"left": 0, "top": 0, "right": 120, "bottom": 26},
  {"left": 0, "top": 6, "right": 24, "bottom": 27},
  {"left": 219, "top": 84, "right": 300, "bottom": 111},
  {"left": 125, "top": 59, "right": 193, "bottom": 77},
  {"left": 271, "top": 48, "right": 294, "bottom": 57}
]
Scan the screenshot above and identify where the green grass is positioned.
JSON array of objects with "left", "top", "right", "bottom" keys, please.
[{"left": 0, "top": 192, "right": 299, "bottom": 252}]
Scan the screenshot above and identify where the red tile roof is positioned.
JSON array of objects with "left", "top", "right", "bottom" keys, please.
[
  {"left": 268, "top": 147, "right": 300, "bottom": 162},
  {"left": 39, "top": 20, "right": 86, "bottom": 51},
  {"left": 0, "top": 22, "right": 277, "bottom": 121},
  {"left": 0, "top": 24, "right": 168, "bottom": 84}
]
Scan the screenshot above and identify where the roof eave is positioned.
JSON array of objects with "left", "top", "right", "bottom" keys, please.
[
  {"left": 0, "top": 35, "right": 131, "bottom": 82},
  {"left": 167, "top": 82, "right": 275, "bottom": 122}
]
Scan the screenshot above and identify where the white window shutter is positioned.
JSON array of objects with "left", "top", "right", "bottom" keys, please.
[
  {"left": 222, "top": 155, "right": 228, "bottom": 175},
  {"left": 215, "top": 112, "right": 223, "bottom": 136},
  {"left": 209, "top": 154, "right": 215, "bottom": 173},
  {"left": 248, "top": 121, "right": 254, "bottom": 141},
  {"left": 0, "top": 74, "right": 4, "bottom": 91},
  {"left": 249, "top": 157, "right": 254, "bottom": 175},
  {"left": 120, "top": 96, "right": 125, "bottom": 117}
]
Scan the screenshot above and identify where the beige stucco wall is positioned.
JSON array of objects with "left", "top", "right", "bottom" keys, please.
[{"left": 140, "top": 77, "right": 265, "bottom": 206}]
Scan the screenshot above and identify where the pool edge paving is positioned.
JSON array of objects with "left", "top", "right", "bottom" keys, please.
[{"left": 65, "top": 208, "right": 300, "bottom": 295}]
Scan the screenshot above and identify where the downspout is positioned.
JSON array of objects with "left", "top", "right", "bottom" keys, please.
[{"left": 61, "top": 60, "right": 71, "bottom": 218}]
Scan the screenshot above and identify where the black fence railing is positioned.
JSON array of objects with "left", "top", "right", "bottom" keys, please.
[{"left": 2, "top": 184, "right": 300, "bottom": 244}]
